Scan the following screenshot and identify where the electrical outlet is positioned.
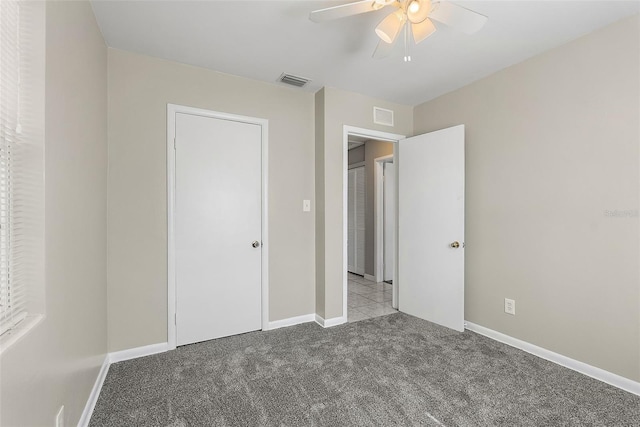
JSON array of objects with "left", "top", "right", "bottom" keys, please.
[
  {"left": 504, "top": 298, "right": 516, "bottom": 315},
  {"left": 55, "top": 406, "right": 64, "bottom": 427}
]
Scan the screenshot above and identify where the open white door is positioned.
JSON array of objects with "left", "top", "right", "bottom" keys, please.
[{"left": 398, "top": 125, "right": 465, "bottom": 332}]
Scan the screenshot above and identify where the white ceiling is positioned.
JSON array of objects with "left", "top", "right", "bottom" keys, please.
[{"left": 90, "top": 0, "right": 640, "bottom": 106}]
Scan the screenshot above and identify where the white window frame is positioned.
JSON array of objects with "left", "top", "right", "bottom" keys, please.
[{"left": 0, "top": 0, "right": 44, "bottom": 351}]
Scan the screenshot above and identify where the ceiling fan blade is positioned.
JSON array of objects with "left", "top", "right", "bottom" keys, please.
[
  {"left": 429, "top": 1, "right": 487, "bottom": 34},
  {"left": 309, "top": 0, "right": 378, "bottom": 23},
  {"left": 412, "top": 18, "right": 436, "bottom": 44},
  {"left": 372, "top": 37, "right": 398, "bottom": 59}
]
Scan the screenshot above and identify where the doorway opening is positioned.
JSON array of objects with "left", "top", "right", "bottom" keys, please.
[
  {"left": 343, "top": 126, "right": 405, "bottom": 323},
  {"left": 343, "top": 124, "right": 466, "bottom": 331}
]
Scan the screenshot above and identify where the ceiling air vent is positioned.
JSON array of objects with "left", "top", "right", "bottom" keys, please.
[
  {"left": 373, "top": 106, "right": 394, "bottom": 127},
  {"left": 278, "top": 73, "right": 311, "bottom": 88}
]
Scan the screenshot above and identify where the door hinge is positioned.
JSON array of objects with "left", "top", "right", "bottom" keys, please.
[
  {"left": 174, "top": 313, "right": 177, "bottom": 325},
  {"left": 173, "top": 138, "right": 176, "bottom": 150}
]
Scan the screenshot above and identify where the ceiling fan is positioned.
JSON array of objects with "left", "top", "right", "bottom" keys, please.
[{"left": 309, "top": 0, "right": 488, "bottom": 60}]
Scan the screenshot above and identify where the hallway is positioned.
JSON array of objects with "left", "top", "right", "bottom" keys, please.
[{"left": 347, "top": 273, "right": 396, "bottom": 323}]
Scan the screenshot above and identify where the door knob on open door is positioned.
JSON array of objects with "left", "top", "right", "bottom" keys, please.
[
  {"left": 450, "top": 241, "right": 460, "bottom": 248},
  {"left": 252, "top": 240, "right": 260, "bottom": 248}
]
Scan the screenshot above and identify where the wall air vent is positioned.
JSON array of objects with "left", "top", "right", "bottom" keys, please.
[
  {"left": 373, "top": 106, "right": 394, "bottom": 127},
  {"left": 278, "top": 73, "right": 311, "bottom": 88}
]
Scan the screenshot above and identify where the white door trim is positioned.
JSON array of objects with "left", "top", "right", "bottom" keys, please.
[
  {"left": 343, "top": 126, "right": 405, "bottom": 318},
  {"left": 374, "top": 154, "right": 394, "bottom": 283},
  {"left": 167, "top": 104, "right": 269, "bottom": 350}
]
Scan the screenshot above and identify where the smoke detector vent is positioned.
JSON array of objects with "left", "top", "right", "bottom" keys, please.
[
  {"left": 278, "top": 73, "right": 311, "bottom": 88},
  {"left": 373, "top": 106, "right": 394, "bottom": 127}
]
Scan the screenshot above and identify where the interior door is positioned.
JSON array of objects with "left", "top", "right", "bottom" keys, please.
[
  {"left": 175, "top": 112, "right": 262, "bottom": 346},
  {"left": 383, "top": 161, "right": 395, "bottom": 282},
  {"left": 398, "top": 125, "right": 465, "bottom": 332}
]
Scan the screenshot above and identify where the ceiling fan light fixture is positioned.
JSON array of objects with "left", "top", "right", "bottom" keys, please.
[
  {"left": 308, "top": 0, "right": 488, "bottom": 61},
  {"left": 407, "top": 0, "right": 431, "bottom": 24},
  {"left": 412, "top": 18, "right": 436, "bottom": 43},
  {"left": 375, "top": 9, "right": 405, "bottom": 44}
]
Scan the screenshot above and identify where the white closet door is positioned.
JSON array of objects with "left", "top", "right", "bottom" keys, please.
[
  {"left": 348, "top": 169, "right": 356, "bottom": 272},
  {"left": 348, "top": 166, "right": 365, "bottom": 275},
  {"left": 354, "top": 167, "right": 365, "bottom": 275},
  {"left": 175, "top": 112, "right": 262, "bottom": 346},
  {"left": 383, "top": 161, "right": 395, "bottom": 281}
]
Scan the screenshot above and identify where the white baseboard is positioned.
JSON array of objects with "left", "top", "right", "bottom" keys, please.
[
  {"left": 465, "top": 321, "right": 640, "bottom": 396},
  {"left": 77, "top": 354, "right": 110, "bottom": 427},
  {"left": 79, "top": 342, "right": 170, "bottom": 425},
  {"left": 315, "top": 314, "right": 348, "bottom": 328},
  {"left": 266, "top": 313, "right": 315, "bottom": 331},
  {"left": 364, "top": 274, "right": 376, "bottom": 282},
  {"left": 109, "top": 342, "right": 169, "bottom": 364},
  {"left": 77, "top": 313, "right": 338, "bottom": 424}
]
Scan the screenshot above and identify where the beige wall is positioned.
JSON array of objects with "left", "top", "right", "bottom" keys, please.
[
  {"left": 364, "top": 140, "right": 394, "bottom": 276},
  {"left": 414, "top": 15, "right": 640, "bottom": 381},
  {"left": 315, "top": 89, "right": 326, "bottom": 318},
  {"left": 316, "top": 87, "right": 412, "bottom": 319},
  {"left": 107, "top": 49, "right": 316, "bottom": 351},
  {"left": 0, "top": 1, "right": 108, "bottom": 425}
]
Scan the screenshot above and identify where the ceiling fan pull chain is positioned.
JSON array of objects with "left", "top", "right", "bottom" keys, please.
[{"left": 404, "top": 21, "right": 411, "bottom": 62}]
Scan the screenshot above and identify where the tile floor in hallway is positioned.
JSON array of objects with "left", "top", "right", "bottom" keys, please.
[{"left": 347, "top": 272, "right": 397, "bottom": 323}]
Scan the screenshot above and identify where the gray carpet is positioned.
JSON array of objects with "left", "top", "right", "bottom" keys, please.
[{"left": 90, "top": 313, "right": 640, "bottom": 426}]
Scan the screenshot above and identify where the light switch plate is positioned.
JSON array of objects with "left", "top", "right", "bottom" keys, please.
[
  {"left": 303, "top": 200, "right": 311, "bottom": 212},
  {"left": 504, "top": 298, "right": 515, "bottom": 315}
]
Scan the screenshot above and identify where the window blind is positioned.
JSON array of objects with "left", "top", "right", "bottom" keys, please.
[
  {"left": 0, "top": 0, "right": 41, "bottom": 337},
  {"left": 0, "top": 0, "right": 25, "bottom": 335}
]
